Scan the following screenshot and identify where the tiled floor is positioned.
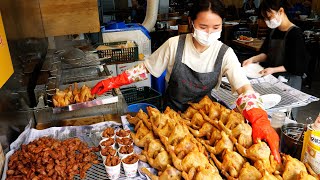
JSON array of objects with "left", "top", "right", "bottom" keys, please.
[{"left": 296, "top": 67, "right": 320, "bottom": 123}]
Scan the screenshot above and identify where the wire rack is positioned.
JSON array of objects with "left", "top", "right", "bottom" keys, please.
[
  {"left": 74, "top": 131, "right": 146, "bottom": 180},
  {"left": 212, "top": 82, "right": 302, "bottom": 111}
]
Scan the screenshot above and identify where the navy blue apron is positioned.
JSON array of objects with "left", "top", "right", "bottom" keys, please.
[{"left": 164, "top": 34, "right": 229, "bottom": 112}]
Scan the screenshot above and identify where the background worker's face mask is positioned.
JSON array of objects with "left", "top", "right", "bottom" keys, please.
[
  {"left": 265, "top": 12, "right": 282, "bottom": 29},
  {"left": 192, "top": 23, "right": 221, "bottom": 46}
]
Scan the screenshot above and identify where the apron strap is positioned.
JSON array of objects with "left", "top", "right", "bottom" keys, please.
[{"left": 214, "top": 44, "right": 229, "bottom": 72}]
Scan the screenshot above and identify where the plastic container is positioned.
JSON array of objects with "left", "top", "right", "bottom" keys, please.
[
  {"left": 96, "top": 40, "right": 139, "bottom": 64},
  {"left": 121, "top": 86, "right": 161, "bottom": 110},
  {"left": 151, "top": 70, "right": 166, "bottom": 95},
  {"left": 281, "top": 123, "right": 305, "bottom": 159},
  {"left": 105, "top": 21, "right": 126, "bottom": 30},
  {"left": 128, "top": 103, "right": 156, "bottom": 113},
  {"left": 271, "top": 112, "right": 286, "bottom": 136}
]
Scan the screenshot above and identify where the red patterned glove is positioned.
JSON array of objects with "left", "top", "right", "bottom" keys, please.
[
  {"left": 236, "top": 91, "right": 281, "bottom": 163},
  {"left": 91, "top": 72, "right": 132, "bottom": 95},
  {"left": 243, "top": 108, "right": 281, "bottom": 163}
]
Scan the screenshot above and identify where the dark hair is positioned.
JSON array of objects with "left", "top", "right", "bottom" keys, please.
[
  {"left": 260, "top": 0, "right": 292, "bottom": 19},
  {"left": 189, "top": 0, "right": 225, "bottom": 21}
]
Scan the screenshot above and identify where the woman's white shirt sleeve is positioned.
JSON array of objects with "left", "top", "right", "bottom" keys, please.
[{"left": 221, "top": 48, "right": 250, "bottom": 93}]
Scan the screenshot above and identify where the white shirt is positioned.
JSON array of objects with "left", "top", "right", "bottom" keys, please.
[{"left": 144, "top": 34, "right": 250, "bottom": 93}]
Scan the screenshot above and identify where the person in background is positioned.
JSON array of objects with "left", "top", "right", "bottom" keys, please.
[
  {"left": 242, "top": 0, "right": 308, "bottom": 120},
  {"left": 243, "top": 0, "right": 258, "bottom": 14},
  {"left": 131, "top": 0, "right": 146, "bottom": 23},
  {"left": 92, "top": 0, "right": 281, "bottom": 163}
]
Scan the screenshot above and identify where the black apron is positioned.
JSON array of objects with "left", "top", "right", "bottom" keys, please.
[
  {"left": 267, "top": 26, "right": 302, "bottom": 120},
  {"left": 267, "top": 26, "right": 296, "bottom": 67},
  {"left": 164, "top": 34, "right": 229, "bottom": 112}
]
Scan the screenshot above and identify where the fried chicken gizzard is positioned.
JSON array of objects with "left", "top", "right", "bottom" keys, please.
[{"left": 6, "top": 137, "right": 99, "bottom": 180}]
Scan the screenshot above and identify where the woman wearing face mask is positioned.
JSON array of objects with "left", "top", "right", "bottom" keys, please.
[
  {"left": 91, "top": 0, "right": 281, "bottom": 163},
  {"left": 242, "top": 0, "right": 307, "bottom": 120}
]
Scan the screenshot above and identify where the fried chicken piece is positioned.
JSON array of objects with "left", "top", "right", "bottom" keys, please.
[
  {"left": 134, "top": 120, "right": 150, "bottom": 138},
  {"left": 219, "top": 121, "right": 253, "bottom": 147},
  {"left": 149, "top": 107, "right": 170, "bottom": 130},
  {"left": 165, "top": 121, "right": 190, "bottom": 146},
  {"left": 140, "top": 139, "right": 171, "bottom": 171},
  {"left": 141, "top": 165, "right": 181, "bottom": 180},
  {"left": 188, "top": 122, "right": 214, "bottom": 138},
  {"left": 170, "top": 150, "right": 221, "bottom": 179},
  {"left": 254, "top": 155, "right": 282, "bottom": 175},
  {"left": 78, "top": 84, "right": 95, "bottom": 103},
  {"left": 126, "top": 114, "right": 140, "bottom": 125},
  {"left": 212, "top": 149, "right": 246, "bottom": 178},
  {"left": 164, "top": 106, "right": 182, "bottom": 120},
  {"left": 188, "top": 95, "right": 213, "bottom": 110},
  {"left": 236, "top": 140, "right": 270, "bottom": 161},
  {"left": 146, "top": 150, "right": 172, "bottom": 171},
  {"left": 131, "top": 119, "right": 154, "bottom": 148},
  {"left": 181, "top": 106, "right": 198, "bottom": 119},
  {"left": 219, "top": 108, "right": 232, "bottom": 124},
  {"left": 297, "top": 171, "right": 318, "bottom": 180},
  {"left": 182, "top": 166, "right": 223, "bottom": 180},
  {"left": 189, "top": 112, "right": 206, "bottom": 130},
  {"left": 225, "top": 110, "right": 245, "bottom": 129},
  {"left": 260, "top": 170, "right": 279, "bottom": 180},
  {"left": 206, "top": 126, "right": 222, "bottom": 146},
  {"left": 282, "top": 155, "right": 307, "bottom": 180},
  {"left": 131, "top": 131, "right": 155, "bottom": 148},
  {"left": 172, "top": 135, "right": 205, "bottom": 159},
  {"left": 238, "top": 162, "right": 262, "bottom": 180},
  {"left": 151, "top": 113, "right": 176, "bottom": 138},
  {"left": 141, "top": 139, "right": 164, "bottom": 158},
  {"left": 127, "top": 109, "right": 150, "bottom": 128},
  {"left": 199, "top": 131, "right": 234, "bottom": 155},
  {"left": 200, "top": 102, "right": 222, "bottom": 120},
  {"left": 53, "top": 89, "right": 67, "bottom": 107}
]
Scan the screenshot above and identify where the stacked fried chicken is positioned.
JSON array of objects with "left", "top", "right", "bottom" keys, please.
[
  {"left": 52, "top": 83, "right": 95, "bottom": 107},
  {"left": 127, "top": 95, "right": 319, "bottom": 180}
]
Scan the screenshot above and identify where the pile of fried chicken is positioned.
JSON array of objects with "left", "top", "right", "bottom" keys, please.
[
  {"left": 52, "top": 82, "right": 95, "bottom": 107},
  {"left": 6, "top": 137, "right": 99, "bottom": 180},
  {"left": 127, "top": 95, "right": 319, "bottom": 180}
]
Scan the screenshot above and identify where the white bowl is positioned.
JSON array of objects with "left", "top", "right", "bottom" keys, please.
[{"left": 299, "top": 15, "right": 308, "bottom": 20}]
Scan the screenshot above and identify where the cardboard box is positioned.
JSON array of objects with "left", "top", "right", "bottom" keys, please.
[
  {"left": 106, "top": 64, "right": 117, "bottom": 77},
  {"left": 0, "top": 12, "right": 14, "bottom": 88}
]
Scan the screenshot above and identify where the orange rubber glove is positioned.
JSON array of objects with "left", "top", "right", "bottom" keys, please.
[
  {"left": 236, "top": 92, "right": 281, "bottom": 163},
  {"left": 243, "top": 108, "right": 281, "bottom": 163},
  {"left": 91, "top": 72, "right": 132, "bottom": 95}
]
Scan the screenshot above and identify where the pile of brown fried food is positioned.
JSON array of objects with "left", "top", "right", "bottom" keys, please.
[
  {"left": 101, "top": 146, "right": 116, "bottom": 156},
  {"left": 6, "top": 137, "right": 99, "bottom": 180},
  {"left": 101, "top": 138, "right": 115, "bottom": 147},
  {"left": 119, "top": 145, "right": 134, "bottom": 154},
  {"left": 104, "top": 155, "right": 120, "bottom": 166},
  {"left": 116, "top": 137, "right": 133, "bottom": 146},
  {"left": 116, "top": 129, "right": 130, "bottom": 137},
  {"left": 127, "top": 95, "right": 319, "bottom": 180},
  {"left": 52, "top": 82, "right": 95, "bottom": 107},
  {"left": 102, "top": 127, "right": 114, "bottom": 138},
  {"left": 122, "top": 154, "right": 139, "bottom": 164}
]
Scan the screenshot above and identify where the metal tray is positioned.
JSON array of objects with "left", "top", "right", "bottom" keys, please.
[
  {"left": 50, "top": 79, "right": 119, "bottom": 114},
  {"left": 60, "top": 65, "right": 107, "bottom": 85}
]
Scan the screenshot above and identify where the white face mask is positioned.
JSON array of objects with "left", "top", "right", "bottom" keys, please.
[
  {"left": 192, "top": 23, "right": 221, "bottom": 46},
  {"left": 265, "top": 12, "right": 282, "bottom": 29}
]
